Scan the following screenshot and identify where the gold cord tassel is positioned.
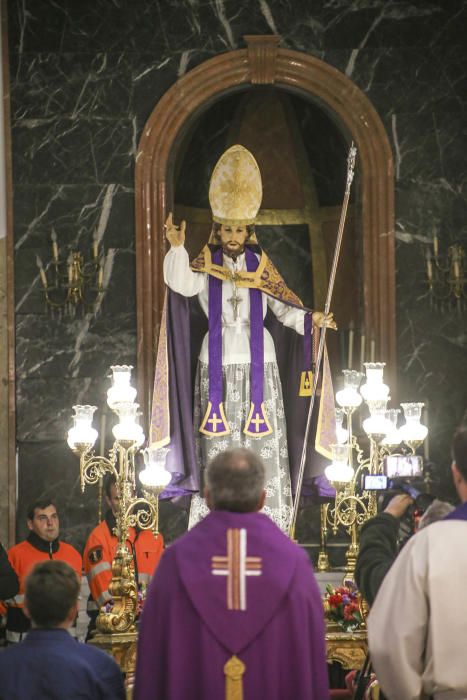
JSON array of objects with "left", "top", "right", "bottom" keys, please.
[{"left": 224, "top": 655, "right": 246, "bottom": 700}]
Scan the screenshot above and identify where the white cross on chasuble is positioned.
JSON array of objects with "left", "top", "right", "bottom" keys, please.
[{"left": 212, "top": 528, "right": 262, "bottom": 611}]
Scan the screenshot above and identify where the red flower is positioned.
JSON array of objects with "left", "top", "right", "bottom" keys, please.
[{"left": 329, "top": 594, "right": 343, "bottom": 607}]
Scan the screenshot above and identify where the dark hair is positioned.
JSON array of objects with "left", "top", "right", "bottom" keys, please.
[
  {"left": 25, "top": 561, "right": 80, "bottom": 628},
  {"left": 452, "top": 425, "right": 467, "bottom": 480},
  {"left": 205, "top": 448, "right": 265, "bottom": 512},
  {"left": 104, "top": 473, "right": 117, "bottom": 499},
  {"left": 27, "top": 498, "right": 57, "bottom": 521},
  {"left": 211, "top": 222, "right": 255, "bottom": 241}
]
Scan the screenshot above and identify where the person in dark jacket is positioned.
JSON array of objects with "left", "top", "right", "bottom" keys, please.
[
  {"left": 0, "top": 542, "right": 18, "bottom": 600},
  {"left": 0, "top": 560, "right": 125, "bottom": 700},
  {"left": 355, "top": 493, "right": 413, "bottom": 606}
]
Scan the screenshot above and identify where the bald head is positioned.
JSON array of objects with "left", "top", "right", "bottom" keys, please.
[{"left": 205, "top": 448, "right": 266, "bottom": 513}]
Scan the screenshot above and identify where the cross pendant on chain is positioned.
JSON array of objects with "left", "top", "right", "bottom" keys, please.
[
  {"left": 227, "top": 269, "right": 242, "bottom": 321},
  {"left": 228, "top": 290, "right": 242, "bottom": 320}
]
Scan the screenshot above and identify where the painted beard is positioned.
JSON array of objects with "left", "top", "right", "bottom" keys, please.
[{"left": 222, "top": 240, "right": 246, "bottom": 259}]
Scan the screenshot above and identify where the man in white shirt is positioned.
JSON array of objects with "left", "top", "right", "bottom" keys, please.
[{"left": 368, "top": 424, "right": 467, "bottom": 700}]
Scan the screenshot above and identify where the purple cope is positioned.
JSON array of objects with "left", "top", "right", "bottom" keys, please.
[{"left": 134, "top": 510, "right": 329, "bottom": 700}]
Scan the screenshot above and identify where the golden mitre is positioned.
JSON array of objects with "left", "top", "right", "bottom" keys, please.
[{"left": 208, "top": 145, "right": 262, "bottom": 226}]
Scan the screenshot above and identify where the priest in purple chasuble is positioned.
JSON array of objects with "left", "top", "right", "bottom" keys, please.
[
  {"left": 134, "top": 448, "right": 329, "bottom": 700},
  {"left": 150, "top": 145, "right": 337, "bottom": 533}
]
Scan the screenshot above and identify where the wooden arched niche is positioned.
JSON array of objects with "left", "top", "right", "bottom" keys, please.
[{"left": 135, "top": 36, "right": 395, "bottom": 418}]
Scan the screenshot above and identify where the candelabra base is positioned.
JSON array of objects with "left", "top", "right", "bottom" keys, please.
[
  {"left": 343, "top": 542, "right": 359, "bottom": 586},
  {"left": 88, "top": 630, "right": 138, "bottom": 675},
  {"left": 317, "top": 549, "right": 330, "bottom": 572}
]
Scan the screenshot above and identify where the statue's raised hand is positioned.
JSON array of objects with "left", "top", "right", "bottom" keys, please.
[{"left": 164, "top": 213, "right": 186, "bottom": 247}]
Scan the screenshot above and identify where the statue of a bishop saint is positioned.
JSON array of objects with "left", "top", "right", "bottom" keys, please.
[{"left": 150, "top": 145, "right": 337, "bottom": 532}]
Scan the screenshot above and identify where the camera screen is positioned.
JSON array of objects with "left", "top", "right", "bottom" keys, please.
[
  {"left": 384, "top": 455, "right": 423, "bottom": 478},
  {"left": 363, "top": 475, "right": 388, "bottom": 490}
]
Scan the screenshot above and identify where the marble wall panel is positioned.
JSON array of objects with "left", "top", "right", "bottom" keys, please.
[{"left": 6, "top": 0, "right": 467, "bottom": 550}]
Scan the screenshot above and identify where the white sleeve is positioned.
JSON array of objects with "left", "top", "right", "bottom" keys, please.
[
  {"left": 367, "top": 533, "right": 429, "bottom": 700},
  {"left": 163, "top": 246, "right": 205, "bottom": 297},
  {"left": 266, "top": 295, "right": 306, "bottom": 335}
]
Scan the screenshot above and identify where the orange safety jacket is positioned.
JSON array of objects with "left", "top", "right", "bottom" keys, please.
[
  {"left": 83, "top": 512, "right": 164, "bottom": 608},
  {"left": 2, "top": 532, "right": 82, "bottom": 636}
]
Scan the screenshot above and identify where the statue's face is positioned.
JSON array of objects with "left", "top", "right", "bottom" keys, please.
[{"left": 219, "top": 224, "right": 249, "bottom": 257}]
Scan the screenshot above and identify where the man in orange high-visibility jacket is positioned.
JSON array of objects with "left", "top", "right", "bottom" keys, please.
[
  {"left": 2, "top": 498, "right": 82, "bottom": 644},
  {"left": 83, "top": 475, "right": 164, "bottom": 631}
]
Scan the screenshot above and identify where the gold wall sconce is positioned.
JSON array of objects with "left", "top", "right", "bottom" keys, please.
[
  {"left": 36, "top": 229, "right": 105, "bottom": 315},
  {"left": 425, "top": 230, "right": 465, "bottom": 311}
]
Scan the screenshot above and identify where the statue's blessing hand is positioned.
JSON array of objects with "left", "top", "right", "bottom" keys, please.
[{"left": 164, "top": 212, "right": 186, "bottom": 247}]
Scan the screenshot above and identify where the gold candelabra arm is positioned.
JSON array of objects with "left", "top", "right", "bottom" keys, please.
[
  {"left": 80, "top": 452, "right": 118, "bottom": 493},
  {"left": 122, "top": 498, "right": 159, "bottom": 535}
]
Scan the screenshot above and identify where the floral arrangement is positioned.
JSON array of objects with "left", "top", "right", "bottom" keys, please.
[{"left": 323, "top": 583, "right": 364, "bottom": 632}]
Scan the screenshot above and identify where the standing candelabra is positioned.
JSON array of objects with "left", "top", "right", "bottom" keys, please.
[
  {"left": 67, "top": 365, "right": 170, "bottom": 652},
  {"left": 318, "top": 363, "right": 428, "bottom": 582}
]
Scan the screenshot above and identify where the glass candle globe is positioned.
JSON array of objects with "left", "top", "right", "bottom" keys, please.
[
  {"left": 336, "top": 370, "right": 363, "bottom": 408},
  {"left": 363, "top": 398, "right": 392, "bottom": 436},
  {"left": 360, "top": 362, "right": 390, "bottom": 401},
  {"left": 399, "top": 403, "right": 428, "bottom": 442},
  {"left": 335, "top": 408, "right": 348, "bottom": 444},
  {"left": 112, "top": 402, "right": 145, "bottom": 442},
  {"left": 324, "top": 443, "right": 354, "bottom": 484},
  {"left": 139, "top": 447, "right": 172, "bottom": 488},
  {"left": 67, "top": 405, "right": 98, "bottom": 449},
  {"left": 382, "top": 409, "right": 401, "bottom": 446},
  {"left": 107, "top": 365, "right": 137, "bottom": 409}
]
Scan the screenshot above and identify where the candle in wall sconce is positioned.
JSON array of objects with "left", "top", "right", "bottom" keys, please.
[
  {"left": 93, "top": 230, "right": 99, "bottom": 260},
  {"left": 347, "top": 323, "right": 354, "bottom": 369},
  {"left": 426, "top": 248, "right": 433, "bottom": 282},
  {"left": 370, "top": 338, "right": 375, "bottom": 363},
  {"left": 51, "top": 229, "right": 59, "bottom": 262},
  {"left": 451, "top": 247, "right": 461, "bottom": 280},
  {"left": 36, "top": 255, "right": 48, "bottom": 288},
  {"left": 433, "top": 231, "right": 439, "bottom": 258},
  {"left": 360, "top": 331, "right": 366, "bottom": 369},
  {"left": 67, "top": 254, "right": 72, "bottom": 284},
  {"left": 98, "top": 264, "right": 104, "bottom": 288}
]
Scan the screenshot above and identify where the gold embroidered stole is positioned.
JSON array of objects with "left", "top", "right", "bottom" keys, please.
[{"left": 190, "top": 245, "right": 304, "bottom": 308}]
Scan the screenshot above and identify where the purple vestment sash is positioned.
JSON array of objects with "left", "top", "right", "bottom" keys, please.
[
  {"left": 199, "top": 247, "right": 272, "bottom": 437},
  {"left": 199, "top": 248, "right": 229, "bottom": 436},
  {"left": 443, "top": 501, "right": 467, "bottom": 521},
  {"left": 299, "top": 312, "right": 313, "bottom": 396},
  {"left": 244, "top": 248, "right": 272, "bottom": 436}
]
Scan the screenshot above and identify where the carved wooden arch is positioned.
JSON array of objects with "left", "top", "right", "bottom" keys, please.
[{"left": 135, "top": 36, "right": 395, "bottom": 418}]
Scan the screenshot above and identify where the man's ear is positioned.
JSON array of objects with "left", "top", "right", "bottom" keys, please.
[
  {"left": 452, "top": 461, "right": 461, "bottom": 485},
  {"left": 256, "top": 490, "right": 266, "bottom": 512},
  {"left": 23, "top": 603, "right": 31, "bottom": 621},
  {"left": 67, "top": 602, "right": 79, "bottom": 624},
  {"left": 204, "top": 487, "right": 213, "bottom": 511},
  {"left": 26, "top": 519, "right": 33, "bottom": 532}
]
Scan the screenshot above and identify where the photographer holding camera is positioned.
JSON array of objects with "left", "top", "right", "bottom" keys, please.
[
  {"left": 355, "top": 492, "right": 414, "bottom": 606},
  {"left": 367, "top": 425, "right": 467, "bottom": 700}
]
